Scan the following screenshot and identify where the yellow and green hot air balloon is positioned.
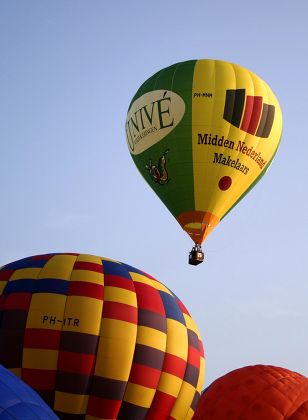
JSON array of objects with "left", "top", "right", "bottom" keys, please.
[{"left": 125, "top": 59, "right": 282, "bottom": 265}]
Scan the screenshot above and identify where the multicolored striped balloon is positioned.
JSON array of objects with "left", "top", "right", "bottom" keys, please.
[
  {"left": 0, "top": 253, "right": 204, "bottom": 419},
  {"left": 125, "top": 59, "right": 282, "bottom": 246}
]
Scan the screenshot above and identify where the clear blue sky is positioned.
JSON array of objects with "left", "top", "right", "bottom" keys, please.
[{"left": 0, "top": 0, "right": 307, "bottom": 386}]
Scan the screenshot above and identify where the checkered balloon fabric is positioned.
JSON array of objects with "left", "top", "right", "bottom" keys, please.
[{"left": 0, "top": 253, "right": 204, "bottom": 419}]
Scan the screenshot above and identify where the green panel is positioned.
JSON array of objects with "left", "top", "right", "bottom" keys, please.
[{"left": 128, "top": 60, "right": 197, "bottom": 218}]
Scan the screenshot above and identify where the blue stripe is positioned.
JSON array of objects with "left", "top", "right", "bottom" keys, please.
[
  {"left": 121, "top": 262, "right": 146, "bottom": 277},
  {"left": 159, "top": 291, "right": 185, "bottom": 325},
  {"left": 102, "top": 260, "right": 132, "bottom": 279},
  {"left": 3, "top": 256, "right": 51, "bottom": 270},
  {"left": 3, "top": 279, "right": 69, "bottom": 295}
]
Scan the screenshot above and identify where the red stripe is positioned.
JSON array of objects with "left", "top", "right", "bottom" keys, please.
[
  {"left": 162, "top": 353, "right": 187, "bottom": 378},
  {"left": 104, "top": 274, "right": 135, "bottom": 291},
  {"left": 134, "top": 282, "right": 165, "bottom": 315},
  {"left": 58, "top": 351, "right": 95, "bottom": 375},
  {"left": 103, "top": 301, "right": 137, "bottom": 324},
  {"left": 129, "top": 363, "right": 161, "bottom": 388},
  {"left": 68, "top": 281, "right": 104, "bottom": 299},
  {"left": 87, "top": 396, "right": 122, "bottom": 418},
  {"left": 73, "top": 261, "right": 102, "bottom": 273},
  {"left": 22, "top": 369, "right": 56, "bottom": 390},
  {"left": 30, "top": 254, "right": 55, "bottom": 260},
  {"left": 246, "top": 96, "right": 263, "bottom": 134},
  {"left": 187, "top": 346, "right": 200, "bottom": 368},
  {"left": 3, "top": 293, "right": 32, "bottom": 310},
  {"left": 0, "top": 270, "right": 14, "bottom": 281},
  {"left": 24, "top": 329, "right": 61, "bottom": 350},
  {"left": 240, "top": 96, "right": 254, "bottom": 131},
  {"left": 199, "top": 340, "right": 204, "bottom": 358},
  {"left": 147, "top": 390, "right": 176, "bottom": 419}
]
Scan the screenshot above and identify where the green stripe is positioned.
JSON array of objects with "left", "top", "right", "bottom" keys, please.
[{"left": 130, "top": 60, "right": 197, "bottom": 218}]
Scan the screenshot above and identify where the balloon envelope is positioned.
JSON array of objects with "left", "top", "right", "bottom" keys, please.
[
  {"left": 193, "top": 365, "right": 308, "bottom": 420},
  {"left": 126, "top": 59, "right": 282, "bottom": 245},
  {"left": 0, "top": 364, "right": 58, "bottom": 419},
  {"left": 0, "top": 253, "right": 204, "bottom": 419}
]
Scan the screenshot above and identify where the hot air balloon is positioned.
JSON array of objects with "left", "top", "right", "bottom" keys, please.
[
  {"left": 0, "top": 364, "right": 58, "bottom": 419},
  {"left": 0, "top": 253, "right": 204, "bottom": 419},
  {"left": 192, "top": 365, "right": 308, "bottom": 420},
  {"left": 125, "top": 59, "right": 282, "bottom": 264}
]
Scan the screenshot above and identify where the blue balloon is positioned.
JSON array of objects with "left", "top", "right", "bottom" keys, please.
[{"left": 0, "top": 365, "right": 58, "bottom": 419}]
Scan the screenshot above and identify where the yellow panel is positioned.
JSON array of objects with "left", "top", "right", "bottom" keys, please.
[
  {"left": 94, "top": 319, "right": 137, "bottom": 380},
  {"left": 23, "top": 349, "right": 58, "bottom": 370},
  {"left": 192, "top": 59, "right": 282, "bottom": 220},
  {"left": 186, "top": 407, "right": 194, "bottom": 420},
  {"left": 26, "top": 293, "right": 67, "bottom": 330},
  {"left": 148, "top": 279, "right": 173, "bottom": 295},
  {"left": 157, "top": 372, "right": 183, "bottom": 397},
  {"left": 170, "top": 381, "right": 196, "bottom": 420},
  {"left": 104, "top": 286, "right": 137, "bottom": 307},
  {"left": 70, "top": 269, "right": 104, "bottom": 285},
  {"left": 75, "top": 254, "right": 103, "bottom": 264},
  {"left": 184, "top": 315, "right": 203, "bottom": 341},
  {"left": 10, "top": 268, "right": 41, "bottom": 280},
  {"left": 129, "top": 272, "right": 155, "bottom": 287},
  {"left": 123, "top": 383, "right": 156, "bottom": 407},
  {"left": 62, "top": 296, "right": 103, "bottom": 335},
  {"left": 136, "top": 326, "right": 166, "bottom": 352},
  {"left": 129, "top": 273, "right": 173, "bottom": 295},
  {"left": 38, "top": 255, "right": 76, "bottom": 279},
  {"left": 166, "top": 319, "right": 188, "bottom": 359},
  {"left": 54, "top": 391, "right": 89, "bottom": 414},
  {"left": 197, "top": 356, "right": 205, "bottom": 393},
  {"left": 0, "top": 282, "right": 7, "bottom": 294}
]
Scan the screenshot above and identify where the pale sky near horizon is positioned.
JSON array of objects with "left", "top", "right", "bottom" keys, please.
[{"left": 0, "top": 0, "right": 307, "bottom": 387}]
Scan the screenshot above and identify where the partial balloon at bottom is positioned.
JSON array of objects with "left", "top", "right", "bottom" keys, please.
[
  {"left": 0, "top": 364, "right": 58, "bottom": 419},
  {"left": 193, "top": 365, "right": 308, "bottom": 420},
  {"left": 0, "top": 253, "right": 204, "bottom": 419}
]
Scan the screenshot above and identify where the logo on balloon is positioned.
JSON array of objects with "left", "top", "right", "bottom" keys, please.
[
  {"left": 146, "top": 149, "right": 169, "bottom": 185},
  {"left": 223, "top": 89, "right": 275, "bottom": 138},
  {"left": 126, "top": 90, "right": 185, "bottom": 155}
]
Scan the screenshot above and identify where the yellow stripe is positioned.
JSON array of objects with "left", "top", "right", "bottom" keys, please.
[
  {"left": 104, "top": 286, "right": 137, "bottom": 306},
  {"left": 23, "top": 349, "right": 58, "bottom": 369},
  {"left": 94, "top": 318, "right": 137, "bottom": 380},
  {"left": 0, "top": 282, "right": 7, "bottom": 294},
  {"left": 10, "top": 268, "right": 41, "bottom": 280},
  {"left": 136, "top": 326, "right": 166, "bottom": 352},
  {"left": 157, "top": 372, "right": 182, "bottom": 397},
  {"left": 129, "top": 272, "right": 155, "bottom": 287},
  {"left": 62, "top": 296, "right": 103, "bottom": 335},
  {"left": 170, "top": 381, "right": 196, "bottom": 420},
  {"left": 192, "top": 59, "right": 282, "bottom": 220},
  {"left": 75, "top": 254, "right": 102, "bottom": 264},
  {"left": 149, "top": 279, "right": 173, "bottom": 295},
  {"left": 165, "top": 319, "right": 188, "bottom": 359},
  {"left": 70, "top": 269, "right": 104, "bottom": 285},
  {"left": 54, "top": 391, "right": 88, "bottom": 414},
  {"left": 197, "top": 355, "right": 205, "bottom": 393},
  {"left": 26, "top": 293, "right": 67, "bottom": 329},
  {"left": 38, "top": 255, "right": 76, "bottom": 279},
  {"left": 186, "top": 407, "right": 195, "bottom": 420},
  {"left": 123, "top": 383, "right": 156, "bottom": 407}
]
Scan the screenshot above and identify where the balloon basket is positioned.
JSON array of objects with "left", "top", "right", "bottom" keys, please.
[{"left": 189, "top": 245, "right": 204, "bottom": 265}]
